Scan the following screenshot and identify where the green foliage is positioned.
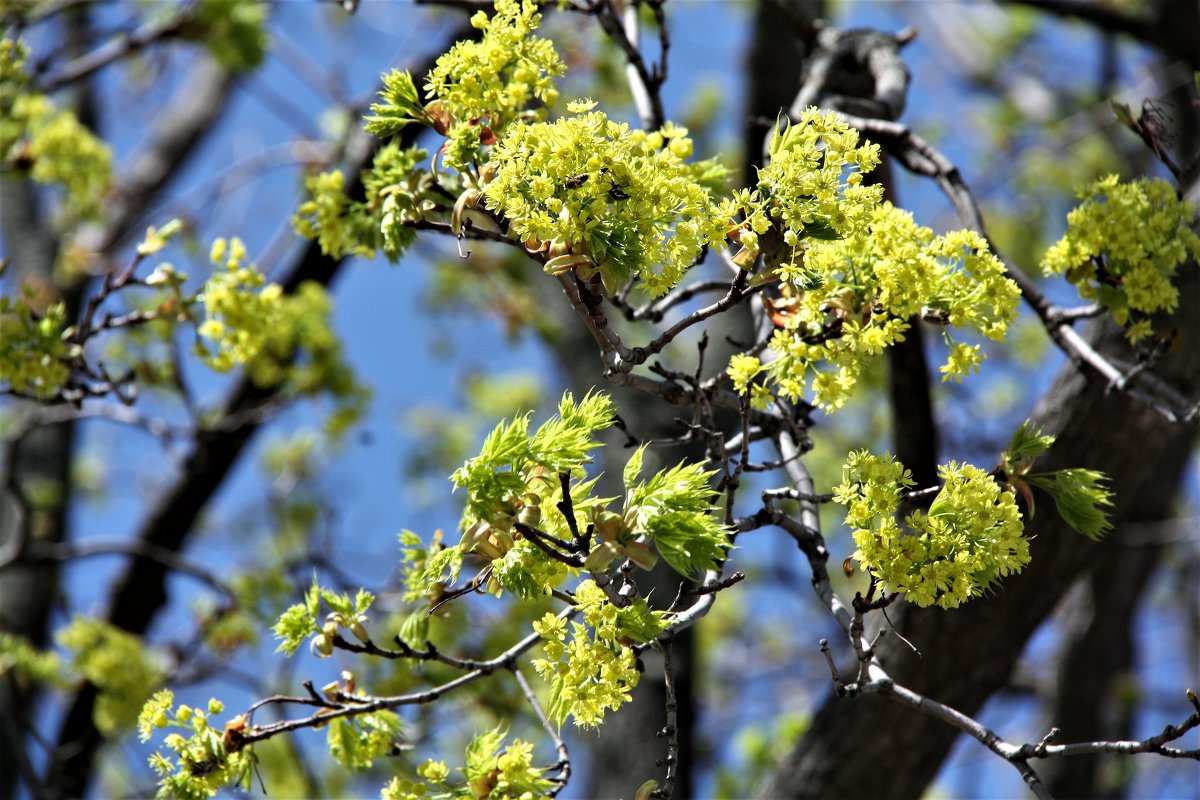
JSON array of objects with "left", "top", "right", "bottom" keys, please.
[
  {"left": 732, "top": 201, "right": 1021, "bottom": 411},
  {"left": 139, "top": 692, "right": 255, "bottom": 799},
  {"left": 620, "top": 447, "right": 729, "bottom": 578},
  {"left": 273, "top": 575, "right": 375, "bottom": 657},
  {"left": 0, "top": 38, "right": 113, "bottom": 219},
  {"left": 294, "top": 144, "right": 432, "bottom": 261},
  {"left": 713, "top": 712, "right": 809, "bottom": 800},
  {"left": 381, "top": 728, "right": 556, "bottom": 800},
  {"left": 532, "top": 581, "right": 656, "bottom": 727},
  {"left": 187, "top": 0, "right": 268, "bottom": 71},
  {"left": 327, "top": 710, "right": 404, "bottom": 770},
  {"left": 450, "top": 389, "right": 613, "bottom": 553},
  {"left": 0, "top": 288, "right": 76, "bottom": 398},
  {"left": 484, "top": 106, "right": 729, "bottom": 296},
  {"left": 0, "top": 631, "right": 66, "bottom": 690},
  {"left": 1041, "top": 175, "right": 1200, "bottom": 343},
  {"left": 11, "top": 5, "right": 1181, "bottom": 797},
  {"left": 57, "top": 616, "right": 166, "bottom": 735},
  {"left": 365, "top": 70, "right": 428, "bottom": 138},
  {"left": 835, "top": 451, "right": 1031, "bottom": 609},
  {"left": 1027, "top": 469, "right": 1115, "bottom": 541},
  {"left": 1001, "top": 420, "right": 1115, "bottom": 540},
  {"left": 195, "top": 237, "right": 367, "bottom": 425},
  {"left": 1002, "top": 418, "right": 1056, "bottom": 470}
]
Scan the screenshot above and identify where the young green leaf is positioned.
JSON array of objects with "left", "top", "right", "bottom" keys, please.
[
  {"left": 1003, "top": 419, "right": 1056, "bottom": 474},
  {"left": 1027, "top": 469, "right": 1114, "bottom": 540}
]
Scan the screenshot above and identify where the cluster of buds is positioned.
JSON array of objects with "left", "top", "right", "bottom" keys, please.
[
  {"left": 459, "top": 491, "right": 543, "bottom": 561},
  {"left": 531, "top": 235, "right": 626, "bottom": 296},
  {"left": 312, "top": 671, "right": 358, "bottom": 730},
  {"left": 309, "top": 610, "right": 371, "bottom": 658},
  {"left": 583, "top": 506, "right": 657, "bottom": 572}
]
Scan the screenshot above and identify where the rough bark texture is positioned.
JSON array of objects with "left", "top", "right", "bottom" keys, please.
[{"left": 1045, "top": 532, "right": 1164, "bottom": 799}]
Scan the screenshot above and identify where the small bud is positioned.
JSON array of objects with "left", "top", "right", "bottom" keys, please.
[
  {"left": 625, "top": 540, "right": 659, "bottom": 571},
  {"left": 517, "top": 503, "right": 541, "bottom": 527},
  {"left": 460, "top": 520, "right": 490, "bottom": 551},
  {"left": 584, "top": 541, "right": 621, "bottom": 573},
  {"left": 310, "top": 633, "right": 334, "bottom": 658},
  {"left": 593, "top": 510, "right": 625, "bottom": 543}
]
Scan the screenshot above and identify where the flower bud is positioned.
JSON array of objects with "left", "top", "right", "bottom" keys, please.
[
  {"left": 584, "top": 540, "right": 621, "bottom": 572},
  {"left": 460, "top": 520, "right": 490, "bottom": 550},
  {"left": 310, "top": 633, "right": 334, "bottom": 658},
  {"left": 592, "top": 510, "right": 625, "bottom": 543},
  {"left": 625, "top": 540, "right": 659, "bottom": 571},
  {"left": 517, "top": 503, "right": 541, "bottom": 527}
]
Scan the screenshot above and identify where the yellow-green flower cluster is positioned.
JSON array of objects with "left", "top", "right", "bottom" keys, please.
[
  {"left": 484, "top": 106, "right": 728, "bottom": 296},
  {"left": 836, "top": 451, "right": 1031, "bottom": 609},
  {"left": 382, "top": 727, "right": 554, "bottom": 800},
  {"left": 57, "top": 616, "right": 165, "bottom": 735},
  {"left": 726, "top": 108, "right": 882, "bottom": 281},
  {"left": 0, "top": 291, "right": 76, "bottom": 399},
  {"left": 1041, "top": 175, "right": 1200, "bottom": 343},
  {"left": 292, "top": 170, "right": 376, "bottom": 260},
  {"left": 327, "top": 711, "right": 404, "bottom": 770},
  {"left": 294, "top": 143, "right": 432, "bottom": 262},
  {"left": 425, "top": 0, "right": 562, "bottom": 167},
  {"left": 1, "top": 39, "right": 112, "bottom": 219},
  {"left": 139, "top": 691, "right": 255, "bottom": 799},
  {"left": 739, "top": 203, "right": 1019, "bottom": 410},
  {"left": 196, "top": 238, "right": 363, "bottom": 409},
  {"left": 532, "top": 580, "right": 649, "bottom": 728},
  {"left": 365, "top": 0, "right": 562, "bottom": 169},
  {"left": 0, "top": 631, "right": 65, "bottom": 690}
]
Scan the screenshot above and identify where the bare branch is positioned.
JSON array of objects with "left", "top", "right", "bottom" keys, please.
[
  {"left": 650, "top": 637, "right": 680, "bottom": 800},
  {"left": 37, "top": 10, "right": 193, "bottom": 93},
  {"left": 1000, "top": 0, "right": 1155, "bottom": 42},
  {"left": 512, "top": 667, "right": 571, "bottom": 795},
  {"left": 241, "top": 608, "right": 574, "bottom": 743},
  {"left": 14, "top": 538, "right": 235, "bottom": 606}
]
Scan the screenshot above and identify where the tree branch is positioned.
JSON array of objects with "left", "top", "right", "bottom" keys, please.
[{"left": 36, "top": 9, "right": 193, "bottom": 93}]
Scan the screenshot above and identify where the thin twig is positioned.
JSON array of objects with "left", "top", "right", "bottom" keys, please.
[
  {"left": 242, "top": 608, "right": 577, "bottom": 744},
  {"left": 511, "top": 667, "right": 571, "bottom": 795},
  {"left": 650, "top": 637, "right": 679, "bottom": 800},
  {"left": 38, "top": 10, "right": 192, "bottom": 92}
]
